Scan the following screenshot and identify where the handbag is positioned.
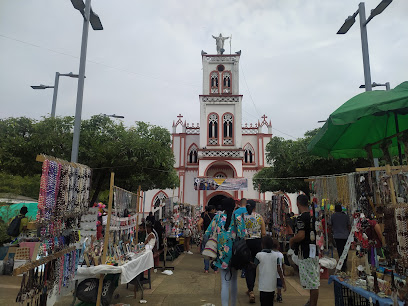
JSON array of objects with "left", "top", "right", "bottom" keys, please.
[
  {"left": 202, "top": 232, "right": 217, "bottom": 259},
  {"left": 230, "top": 213, "right": 251, "bottom": 270}
]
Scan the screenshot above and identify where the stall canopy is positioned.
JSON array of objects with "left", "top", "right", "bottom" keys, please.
[{"left": 308, "top": 81, "right": 408, "bottom": 159}]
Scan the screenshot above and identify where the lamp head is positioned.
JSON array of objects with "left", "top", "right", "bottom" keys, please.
[
  {"left": 370, "top": 0, "right": 393, "bottom": 17},
  {"left": 337, "top": 16, "right": 356, "bottom": 34}
]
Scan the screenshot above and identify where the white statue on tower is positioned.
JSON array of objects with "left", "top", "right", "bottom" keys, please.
[{"left": 212, "top": 33, "right": 229, "bottom": 55}]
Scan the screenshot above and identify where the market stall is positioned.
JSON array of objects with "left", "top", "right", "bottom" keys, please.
[
  {"left": 75, "top": 248, "right": 153, "bottom": 302},
  {"left": 309, "top": 165, "right": 408, "bottom": 305},
  {"left": 161, "top": 200, "right": 196, "bottom": 260},
  {"left": 78, "top": 172, "right": 156, "bottom": 305},
  {"left": 9, "top": 154, "right": 91, "bottom": 305}
]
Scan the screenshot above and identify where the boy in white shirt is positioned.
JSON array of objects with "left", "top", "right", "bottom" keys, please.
[
  {"left": 255, "top": 235, "right": 286, "bottom": 306},
  {"left": 272, "top": 240, "right": 285, "bottom": 303}
]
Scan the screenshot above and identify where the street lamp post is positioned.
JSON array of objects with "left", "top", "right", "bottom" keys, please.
[
  {"left": 337, "top": 0, "right": 393, "bottom": 92},
  {"left": 337, "top": 0, "right": 393, "bottom": 167},
  {"left": 70, "top": 0, "right": 103, "bottom": 163},
  {"left": 31, "top": 72, "right": 79, "bottom": 118}
]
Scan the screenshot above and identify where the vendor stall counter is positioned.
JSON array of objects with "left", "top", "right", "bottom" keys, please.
[
  {"left": 76, "top": 249, "right": 154, "bottom": 300},
  {"left": 329, "top": 275, "right": 403, "bottom": 306}
]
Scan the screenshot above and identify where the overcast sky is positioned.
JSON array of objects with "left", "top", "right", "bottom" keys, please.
[{"left": 1, "top": 0, "right": 407, "bottom": 139}]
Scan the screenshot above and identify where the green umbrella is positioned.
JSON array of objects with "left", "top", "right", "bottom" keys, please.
[{"left": 308, "top": 81, "right": 408, "bottom": 159}]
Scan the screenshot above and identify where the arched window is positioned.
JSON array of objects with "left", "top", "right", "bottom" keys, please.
[
  {"left": 244, "top": 143, "right": 255, "bottom": 164},
  {"left": 188, "top": 145, "right": 198, "bottom": 164},
  {"left": 210, "top": 71, "right": 219, "bottom": 94},
  {"left": 208, "top": 113, "right": 218, "bottom": 145},
  {"left": 222, "top": 71, "right": 231, "bottom": 94},
  {"left": 223, "top": 113, "right": 233, "bottom": 145},
  {"left": 153, "top": 191, "right": 168, "bottom": 208},
  {"left": 214, "top": 172, "right": 227, "bottom": 179}
]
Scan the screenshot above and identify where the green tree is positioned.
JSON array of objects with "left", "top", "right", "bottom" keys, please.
[
  {"left": 253, "top": 129, "right": 371, "bottom": 193},
  {"left": 0, "top": 173, "right": 40, "bottom": 199},
  {"left": 0, "top": 116, "right": 179, "bottom": 202}
]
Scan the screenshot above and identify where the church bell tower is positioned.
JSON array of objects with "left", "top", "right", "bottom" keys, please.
[{"left": 199, "top": 46, "right": 243, "bottom": 151}]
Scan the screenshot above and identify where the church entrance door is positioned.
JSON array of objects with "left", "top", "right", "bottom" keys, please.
[{"left": 207, "top": 194, "right": 233, "bottom": 210}]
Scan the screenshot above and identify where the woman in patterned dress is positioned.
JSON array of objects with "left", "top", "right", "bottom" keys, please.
[
  {"left": 244, "top": 199, "right": 266, "bottom": 303},
  {"left": 205, "top": 197, "right": 246, "bottom": 306}
]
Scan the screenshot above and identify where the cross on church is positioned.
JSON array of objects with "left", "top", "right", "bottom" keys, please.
[
  {"left": 177, "top": 114, "right": 183, "bottom": 119},
  {"left": 261, "top": 114, "right": 267, "bottom": 121}
]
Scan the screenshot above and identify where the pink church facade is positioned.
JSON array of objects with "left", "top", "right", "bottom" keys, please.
[{"left": 145, "top": 51, "right": 274, "bottom": 215}]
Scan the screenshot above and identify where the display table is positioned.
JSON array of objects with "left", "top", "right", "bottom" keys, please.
[
  {"left": 76, "top": 250, "right": 154, "bottom": 284},
  {"left": 328, "top": 275, "right": 403, "bottom": 306}
]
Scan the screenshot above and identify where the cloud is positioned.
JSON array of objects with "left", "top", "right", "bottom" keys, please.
[{"left": 1, "top": 0, "right": 407, "bottom": 140}]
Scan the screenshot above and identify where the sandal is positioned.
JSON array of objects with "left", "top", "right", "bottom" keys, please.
[{"left": 249, "top": 291, "right": 255, "bottom": 303}]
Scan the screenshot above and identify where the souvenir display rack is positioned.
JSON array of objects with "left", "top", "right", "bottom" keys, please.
[
  {"left": 270, "top": 193, "right": 290, "bottom": 240},
  {"left": 164, "top": 201, "right": 195, "bottom": 238},
  {"left": 15, "top": 246, "right": 80, "bottom": 305},
  {"left": 13, "top": 154, "right": 92, "bottom": 305},
  {"left": 309, "top": 164, "right": 408, "bottom": 304},
  {"left": 255, "top": 200, "right": 271, "bottom": 221},
  {"left": 113, "top": 186, "right": 138, "bottom": 219},
  {"left": 94, "top": 173, "right": 146, "bottom": 306}
]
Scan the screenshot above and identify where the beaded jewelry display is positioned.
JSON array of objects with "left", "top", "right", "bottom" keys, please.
[
  {"left": 20, "top": 156, "right": 92, "bottom": 304},
  {"left": 384, "top": 207, "right": 398, "bottom": 259},
  {"left": 395, "top": 207, "right": 408, "bottom": 258},
  {"left": 37, "top": 158, "right": 91, "bottom": 240},
  {"left": 113, "top": 187, "right": 136, "bottom": 218}
]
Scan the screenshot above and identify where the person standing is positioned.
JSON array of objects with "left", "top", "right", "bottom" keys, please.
[
  {"left": 289, "top": 194, "right": 320, "bottom": 306},
  {"left": 198, "top": 205, "right": 218, "bottom": 273},
  {"left": 244, "top": 200, "right": 266, "bottom": 304},
  {"left": 8, "top": 206, "right": 29, "bottom": 242},
  {"left": 183, "top": 216, "right": 193, "bottom": 255},
  {"left": 205, "top": 198, "right": 246, "bottom": 306},
  {"left": 146, "top": 212, "right": 155, "bottom": 225},
  {"left": 365, "top": 216, "right": 385, "bottom": 263},
  {"left": 145, "top": 222, "right": 157, "bottom": 252},
  {"left": 330, "top": 204, "right": 350, "bottom": 272},
  {"left": 154, "top": 219, "right": 165, "bottom": 250},
  {"left": 234, "top": 198, "right": 247, "bottom": 216},
  {"left": 272, "top": 240, "right": 285, "bottom": 303},
  {"left": 255, "top": 236, "right": 286, "bottom": 306},
  {"left": 234, "top": 198, "right": 248, "bottom": 278}
]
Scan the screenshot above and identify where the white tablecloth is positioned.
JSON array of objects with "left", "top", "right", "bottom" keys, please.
[{"left": 76, "top": 250, "right": 154, "bottom": 284}]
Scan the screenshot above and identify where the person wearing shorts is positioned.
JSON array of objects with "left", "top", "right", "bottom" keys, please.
[
  {"left": 289, "top": 194, "right": 320, "bottom": 306},
  {"left": 272, "top": 241, "right": 285, "bottom": 303}
]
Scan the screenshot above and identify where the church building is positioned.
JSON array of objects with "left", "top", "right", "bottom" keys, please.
[{"left": 145, "top": 38, "right": 274, "bottom": 216}]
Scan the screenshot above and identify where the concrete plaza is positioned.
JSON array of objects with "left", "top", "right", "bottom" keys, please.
[{"left": 0, "top": 245, "right": 335, "bottom": 305}]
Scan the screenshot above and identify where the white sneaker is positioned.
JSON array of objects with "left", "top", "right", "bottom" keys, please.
[{"left": 187, "top": 251, "right": 193, "bottom": 255}]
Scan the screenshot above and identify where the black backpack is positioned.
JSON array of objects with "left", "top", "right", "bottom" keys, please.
[
  {"left": 230, "top": 214, "right": 251, "bottom": 270},
  {"left": 7, "top": 215, "right": 23, "bottom": 237}
]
